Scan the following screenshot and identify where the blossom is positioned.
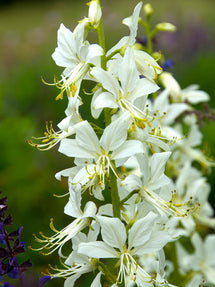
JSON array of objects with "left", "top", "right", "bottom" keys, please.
[
  {"left": 107, "top": 2, "right": 162, "bottom": 81},
  {"left": 28, "top": 93, "right": 83, "bottom": 150},
  {"left": 91, "top": 47, "right": 159, "bottom": 119},
  {"left": 44, "top": 222, "right": 101, "bottom": 287},
  {"left": 32, "top": 185, "right": 97, "bottom": 257},
  {"left": 177, "top": 233, "right": 215, "bottom": 285},
  {"left": 58, "top": 113, "right": 144, "bottom": 199},
  {"left": 78, "top": 213, "right": 173, "bottom": 286},
  {"left": 52, "top": 22, "right": 103, "bottom": 98},
  {"left": 122, "top": 152, "right": 188, "bottom": 217},
  {"left": 159, "top": 72, "right": 210, "bottom": 104}
]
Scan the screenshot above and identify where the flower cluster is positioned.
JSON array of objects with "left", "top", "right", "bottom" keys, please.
[
  {"left": 30, "top": 1, "right": 215, "bottom": 286},
  {"left": 0, "top": 192, "right": 32, "bottom": 286}
]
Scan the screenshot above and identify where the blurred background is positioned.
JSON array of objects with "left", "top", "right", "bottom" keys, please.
[{"left": 0, "top": 0, "right": 215, "bottom": 285}]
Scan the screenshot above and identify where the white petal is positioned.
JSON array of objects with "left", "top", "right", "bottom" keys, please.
[
  {"left": 83, "top": 201, "right": 97, "bottom": 218},
  {"left": 129, "top": 78, "right": 159, "bottom": 102},
  {"left": 74, "top": 121, "right": 101, "bottom": 154},
  {"left": 182, "top": 89, "right": 209, "bottom": 104},
  {"left": 78, "top": 241, "right": 118, "bottom": 258},
  {"left": 106, "top": 36, "right": 128, "bottom": 57},
  {"left": 72, "top": 164, "right": 96, "bottom": 186},
  {"left": 64, "top": 185, "right": 82, "bottom": 218},
  {"left": 112, "top": 140, "right": 143, "bottom": 160},
  {"left": 162, "top": 103, "right": 189, "bottom": 125},
  {"left": 52, "top": 24, "right": 76, "bottom": 67},
  {"left": 91, "top": 67, "right": 120, "bottom": 96},
  {"left": 191, "top": 233, "right": 204, "bottom": 259},
  {"left": 128, "top": 212, "right": 157, "bottom": 249},
  {"left": 135, "top": 231, "right": 172, "bottom": 255},
  {"left": 86, "top": 44, "right": 104, "bottom": 62},
  {"left": 55, "top": 166, "right": 79, "bottom": 181},
  {"left": 64, "top": 273, "right": 82, "bottom": 287},
  {"left": 100, "top": 114, "right": 130, "bottom": 152},
  {"left": 59, "top": 139, "right": 97, "bottom": 158},
  {"left": 90, "top": 272, "right": 102, "bottom": 287},
  {"left": 122, "top": 2, "right": 142, "bottom": 45},
  {"left": 118, "top": 47, "right": 139, "bottom": 93},
  {"left": 97, "top": 216, "right": 126, "bottom": 250},
  {"left": 93, "top": 91, "right": 118, "bottom": 110},
  {"left": 150, "top": 152, "right": 171, "bottom": 183}
]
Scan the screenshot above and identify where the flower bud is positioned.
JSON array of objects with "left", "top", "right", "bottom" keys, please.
[
  {"left": 159, "top": 72, "right": 181, "bottom": 98},
  {"left": 156, "top": 22, "right": 176, "bottom": 32},
  {"left": 88, "top": 0, "right": 102, "bottom": 28},
  {"left": 143, "top": 3, "right": 154, "bottom": 17}
]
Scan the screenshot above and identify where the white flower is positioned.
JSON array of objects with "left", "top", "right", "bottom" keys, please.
[
  {"left": 78, "top": 213, "right": 173, "bottom": 286},
  {"left": 52, "top": 22, "right": 103, "bottom": 98},
  {"left": 123, "top": 152, "right": 187, "bottom": 217},
  {"left": 159, "top": 72, "right": 210, "bottom": 104},
  {"left": 33, "top": 185, "right": 97, "bottom": 257},
  {"left": 58, "top": 113, "right": 144, "bottom": 198},
  {"left": 28, "top": 93, "right": 83, "bottom": 150},
  {"left": 177, "top": 233, "right": 215, "bottom": 285},
  {"left": 107, "top": 2, "right": 162, "bottom": 81},
  {"left": 91, "top": 47, "right": 159, "bottom": 120},
  {"left": 173, "top": 162, "right": 215, "bottom": 232},
  {"left": 47, "top": 222, "right": 101, "bottom": 287}
]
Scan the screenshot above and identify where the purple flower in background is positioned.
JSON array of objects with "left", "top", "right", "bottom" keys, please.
[
  {"left": 38, "top": 276, "right": 51, "bottom": 287},
  {"left": 0, "top": 192, "right": 32, "bottom": 285},
  {"left": 162, "top": 59, "right": 174, "bottom": 71}
]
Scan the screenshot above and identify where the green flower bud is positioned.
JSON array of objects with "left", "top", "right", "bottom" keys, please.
[
  {"left": 156, "top": 22, "right": 177, "bottom": 32},
  {"left": 143, "top": 3, "right": 154, "bottom": 17}
]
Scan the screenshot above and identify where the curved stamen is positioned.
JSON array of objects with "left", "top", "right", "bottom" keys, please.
[{"left": 27, "top": 121, "right": 75, "bottom": 151}]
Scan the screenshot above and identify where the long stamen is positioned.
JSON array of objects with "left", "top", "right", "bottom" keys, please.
[
  {"left": 31, "top": 218, "right": 88, "bottom": 257},
  {"left": 27, "top": 121, "right": 74, "bottom": 151},
  {"left": 142, "top": 187, "right": 196, "bottom": 217}
]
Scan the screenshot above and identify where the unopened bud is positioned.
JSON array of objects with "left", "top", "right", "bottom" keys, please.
[
  {"left": 88, "top": 0, "right": 102, "bottom": 28},
  {"left": 143, "top": 3, "right": 154, "bottom": 17},
  {"left": 156, "top": 22, "right": 176, "bottom": 32}
]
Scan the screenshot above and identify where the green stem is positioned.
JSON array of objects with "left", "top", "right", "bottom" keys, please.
[
  {"left": 139, "top": 19, "right": 153, "bottom": 55},
  {"left": 97, "top": 17, "right": 106, "bottom": 70},
  {"left": 106, "top": 49, "right": 121, "bottom": 62},
  {"left": 108, "top": 168, "right": 121, "bottom": 219},
  {"left": 120, "top": 190, "right": 139, "bottom": 205},
  {"left": 97, "top": 3, "right": 120, "bottom": 219},
  {"left": 96, "top": 260, "right": 116, "bottom": 283}
]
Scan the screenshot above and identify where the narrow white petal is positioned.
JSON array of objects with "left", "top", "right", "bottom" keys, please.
[
  {"left": 93, "top": 92, "right": 118, "bottom": 110},
  {"left": 83, "top": 201, "right": 97, "bottom": 218},
  {"left": 97, "top": 216, "right": 126, "bottom": 250},
  {"left": 59, "top": 139, "right": 97, "bottom": 158},
  {"left": 74, "top": 121, "right": 101, "bottom": 154},
  {"left": 55, "top": 166, "right": 79, "bottom": 181},
  {"left": 118, "top": 47, "right": 139, "bottom": 93},
  {"left": 90, "top": 272, "right": 102, "bottom": 287},
  {"left": 129, "top": 78, "right": 159, "bottom": 102},
  {"left": 122, "top": 2, "right": 142, "bottom": 45},
  {"left": 87, "top": 44, "right": 104, "bottom": 62},
  {"left": 64, "top": 273, "right": 82, "bottom": 287},
  {"left": 150, "top": 152, "right": 171, "bottom": 182},
  {"left": 128, "top": 212, "right": 157, "bottom": 249},
  {"left": 100, "top": 114, "right": 130, "bottom": 152},
  {"left": 91, "top": 67, "right": 120, "bottom": 96},
  {"left": 64, "top": 185, "right": 82, "bottom": 218},
  {"left": 112, "top": 140, "right": 143, "bottom": 160},
  {"left": 135, "top": 231, "right": 172, "bottom": 255},
  {"left": 182, "top": 89, "right": 209, "bottom": 104},
  {"left": 78, "top": 241, "right": 118, "bottom": 258}
]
